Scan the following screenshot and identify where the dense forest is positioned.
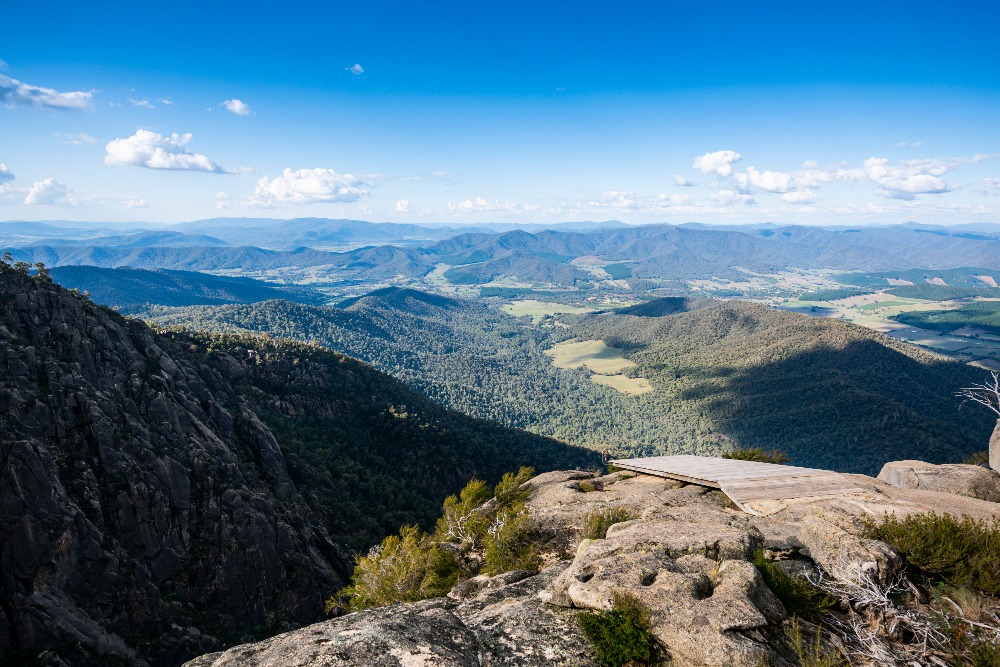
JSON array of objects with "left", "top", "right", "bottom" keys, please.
[
  {"left": 894, "top": 301, "right": 1000, "bottom": 336},
  {"left": 139, "top": 289, "right": 995, "bottom": 474}
]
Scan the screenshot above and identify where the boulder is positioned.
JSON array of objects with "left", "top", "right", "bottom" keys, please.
[
  {"left": 878, "top": 460, "right": 1000, "bottom": 503},
  {"left": 991, "top": 419, "right": 1000, "bottom": 473}
]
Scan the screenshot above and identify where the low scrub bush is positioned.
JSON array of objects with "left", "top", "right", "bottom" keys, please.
[
  {"left": 785, "top": 617, "right": 846, "bottom": 667},
  {"left": 724, "top": 447, "right": 791, "bottom": 464},
  {"left": 343, "top": 467, "right": 539, "bottom": 609},
  {"left": 752, "top": 551, "right": 837, "bottom": 617},
  {"left": 582, "top": 506, "right": 639, "bottom": 540},
  {"left": 863, "top": 512, "right": 1000, "bottom": 595},
  {"left": 342, "top": 525, "right": 460, "bottom": 611},
  {"left": 578, "top": 591, "right": 657, "bottom": 667},
  {"left": 964, "top": 450, "right": 990, "bottom": 467}
]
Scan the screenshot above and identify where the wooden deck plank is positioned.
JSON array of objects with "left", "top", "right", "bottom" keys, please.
[{"left": 611, "top": 454, "right": 861, "bottom": 515}]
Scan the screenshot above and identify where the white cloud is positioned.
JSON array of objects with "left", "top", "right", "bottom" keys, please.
[
  {"left": 448, "top": 196, "right": 517, "bottom": 213},
  {"left": 24, "top": 178, "right": 72, "bottom": 205},
  {"left": 894, "top": 140, "right": 925, "bottom": 148},
  {"left": 157, "top": 98, "right": 173, "bottom": 106},
  {"left": 734, "top": 166, "right": 796, "bottom": 193},
  {"left": 588, "top": 191, "right": 639, "bottom": 210},
  {"left": 674, "top": 175, "right": 694, "bottom": 187},
  {"left": 250, "top": 168, "right": 368, "bottom": 207},
  {"left": 430, "top": 170, "right": 451, "bottom": 177},
  {"left": 711, "top": 189, "right": 755, "bottom": 206},
  {"left": 984, "top": 178, "right": 1000, "bottom": 189},
  {"left": 861, "top": 157, "right": 955, "bottom": 199},
  {"left": 394, "top": 199, "right": 410, "bottom": 213},
  {"left": 693, "top": 150, "right": 741, "bottom": 176},
  {"left": 0, "top": 163, "right": 13, "bottom": 184},
  {"left": 125, "top": 198, "right": 148, "bottom": 209},
  {"left": 0, "top": 60, "right": 7, "bottom": 70},
  {"left": 781, "top": 190, "right": 817, "bottom": 205},
  {"left": 56, "top": 132, "right": 98, "bottom": 145},
  {"left": 222, "top": 98, "right": 253, "bottom": 116},
  {"left": 215, "top": 191, "right": 232, "bottom": 209},
  {"left": 657, "top": 193, "right": 695, "bottom": 207},
  {"left": 347, "top": 64, "right": 364, "bottom": 75},
  {"left": 130, "top": 98, "right": 156, "bottom": 109},
  {"left": 0, "top": 74, "right": 94, "bottom": 110},
  {"left": 105, "top": 130, "right": 228, "bottom": 173}
]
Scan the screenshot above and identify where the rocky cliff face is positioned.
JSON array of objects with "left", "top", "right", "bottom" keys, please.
[
  {"left": 0, "top": 267, "right": 597, "bottom": 666},
  {"left": 186, "top": 468, "right": 1000, "bottom": 667}
]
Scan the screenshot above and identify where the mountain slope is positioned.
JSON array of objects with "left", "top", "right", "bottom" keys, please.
[
  {"left": 0, "top": 267, "right": 597, "bottom": 666},
  {"left": 49, "top": 265, "right": 327, "bottom": 310},
  {"left": 142, "top": 289, "right": 995, "bottom": 473},
  {"left": 567, "top": 298, "right": 995, "bottom": 472}
]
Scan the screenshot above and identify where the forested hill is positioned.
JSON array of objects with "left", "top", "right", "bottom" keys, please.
[
  {"left": 140, "top": 289, "right": 994, "bottom": 474},
  {"left": 0, "top": 266, "right": 597, "bottom": 666},
  {"left": 49, "top": 265, "right": 327, "bottom": 310},
  {"left": 565, "top": 298, "right": 995, "bottom": 472}
]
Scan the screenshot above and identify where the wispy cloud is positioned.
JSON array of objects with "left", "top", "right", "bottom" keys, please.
[
  {"left": 346, "top": 64, "right": 364, "bottom": 75},
  {"left": 104, "top": 129, "right": 229, "bottom": 173},
  {"left": 249, "top": 168, "right": 368, "bottom": 207},
  {"left": 0, "top": 74, "right": 94, "bottom": 110},
  {"left": 448, "top": 196, "right": 517, "bottom": 212},
  {"left": 125, "top": 198, "right": 148, "bottom": 209},
  {"left": 56, "top": 132, "right": 98, "bottom": 145}
]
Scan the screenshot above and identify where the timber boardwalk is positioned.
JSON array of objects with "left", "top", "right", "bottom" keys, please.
[{"left": 610, "top": 454, "right": 863, "bottom": 515}]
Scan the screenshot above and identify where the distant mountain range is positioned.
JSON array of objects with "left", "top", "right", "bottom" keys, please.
[{"left": 6, "top": 218, "right": 1000, "bottom": 287}]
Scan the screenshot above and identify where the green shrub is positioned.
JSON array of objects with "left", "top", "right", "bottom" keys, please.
[
  {"left": 582, "top": 507, "right": 639, "bottom": 540},
  {"left": 752, "top": 551, "right": 837, "bottom": 617},
  {"left": 863, "top": 513, "right": 1000, "bottom": 595},
  {"left": 578, "top": 479, "right": 602, "bottom": 492},
  {"left": 965, "top": 641, "right": 1000, "bottom": 667},
  {"left": 435, "top": 477, "right": 492, "bottom": 547},
  {"left": 785, "top": 616, "right": 846, "bottom": 667},
  {"left": 578, "top": 591, "right": 657, "bottom": 667},
  {"left": 724, "top": 447, "right": 791, "bottom": 464},
  {"left": 492, "top": 466, "right": 534, "bottom": 508},
  {"left": 483, "top": 510, "right": 541, "bottom": 575},
  {"left": 343, "top": 525, "right": 460, "bottom": 610}
]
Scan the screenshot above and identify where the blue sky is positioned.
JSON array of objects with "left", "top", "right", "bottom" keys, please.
[{"left": 1, "top": 0, "right": 998, "bottom": 225}]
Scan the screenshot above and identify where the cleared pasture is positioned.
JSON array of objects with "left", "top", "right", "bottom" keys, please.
[{"left": 545, "top": 339, "right": 636, "bottom": 374}]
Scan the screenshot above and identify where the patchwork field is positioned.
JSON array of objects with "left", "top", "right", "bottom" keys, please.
[
  {"left": 503, "top": 300, "right": 597, "bottom": 322},
  {"left": 545, "top": 339, "right": 651, "bottom": 395}
]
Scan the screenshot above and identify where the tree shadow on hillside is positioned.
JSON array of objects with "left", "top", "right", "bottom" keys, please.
[{"left": 678, "top": 339, "right": 995, "bottom": 475}]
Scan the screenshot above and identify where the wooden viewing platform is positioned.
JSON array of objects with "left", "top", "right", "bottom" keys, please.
[{"left": 610, "top": 455, "right": 864, "bottom": 515}]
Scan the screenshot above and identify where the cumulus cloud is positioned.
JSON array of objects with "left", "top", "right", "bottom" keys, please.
[
  {"left": 448, "top": 196, "right": 517, "bottom": 213},
  {"left": 673, "top": 175, "right": 694, "bottom": 187},
  {"left": 985, "top": 178, "right": 1000, "bottom": 189},
  {"left": 394, "top": 199, "right": 410, "bottom": 213},
  {"left": 125, "top": 198, "right": 148, "bottom": 209},
  {"left": 249, "top": 168, "right": 368, "bottom": 207},
  {"left": 24, "top": 178, "right": 72, "bottom": 205},
  {"left": 589, "top": 191, "right": 639, "bottom": 210},
  {"left": 347, "top": 64, "right": 364, "bottom": 75},
  {"left": 222, "top": 99, "right": 253, "bottom": 116},
  {"left": 56, "top": 132, "right": 98, "bottom": 145},
  {"left": 105, "top": 130, "right": 228, "bottom": 173},
  {"left": 711, "top": 189, "right": 755, "bottom": 206},
  {"left": 0, "top": 74, "right": 94, "bottom": 110},
  {"left": 215, "top": 191, "right": 232, "bottom": 209},
  {"left": 693, "top": 150, "right": 741, "bottom": 176},
  {"left": 0, "top": 163, "right": 13, "bottom": 184},
  {"left": 781, "top": 190, "right": 817, "bottom": 205},
  {"left": 860, "top": 157, "right": 955, "bottom": 199},
  {"left": 734, "top": 166, "right": 797, "bottom": 193}
]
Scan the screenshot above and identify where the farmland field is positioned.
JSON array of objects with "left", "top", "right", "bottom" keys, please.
[{"left": 502, "top": 300, "right": 597, "bottom": 322}]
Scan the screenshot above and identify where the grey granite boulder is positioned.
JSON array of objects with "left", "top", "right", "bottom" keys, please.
[{"left": 878, "top": 460, "right": 1000, "bottom": 503}]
